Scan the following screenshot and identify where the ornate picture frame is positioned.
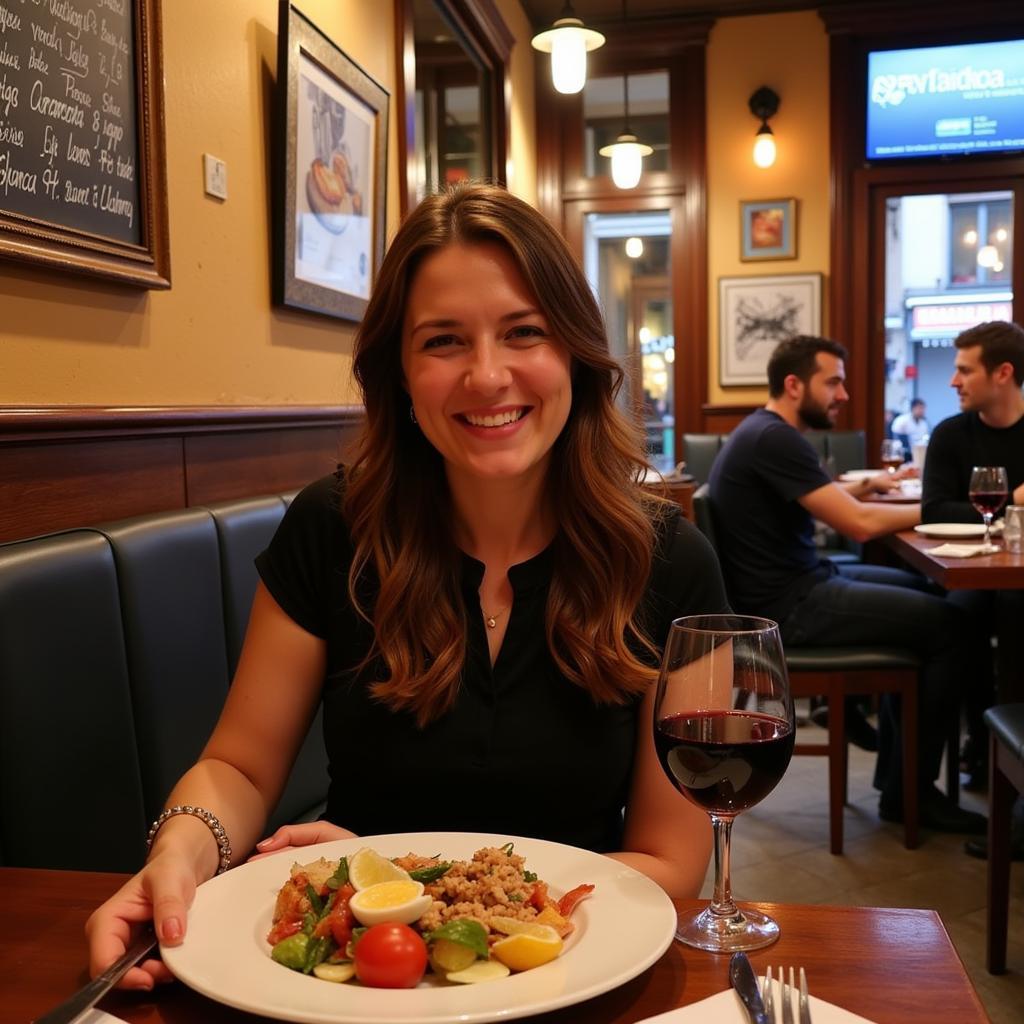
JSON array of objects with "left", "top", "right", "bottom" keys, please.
[
  {"left": 274, "top": 3, "right": 389, "bottom": 321},
  {"left": 719, "top": 273, "right": 822, "bottom": 386},
  {"left": 740, "top": 198, "right": 796, "bottom": 261}
]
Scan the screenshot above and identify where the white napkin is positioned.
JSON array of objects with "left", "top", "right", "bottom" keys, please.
[
  {"left": 635, "top": 985, "right": 877, "bottom": 1023},
  {"left": 77, "top": 1012, "right": 131, "bottom": 1024},
  {"left": 928, "top": 542, "right": 1000, "bottom": 558}
]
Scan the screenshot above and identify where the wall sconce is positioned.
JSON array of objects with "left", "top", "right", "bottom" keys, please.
[
  {"left": 599, "top": 73, "right": 653, "bottom": 189},
  {"left": 531, "top": 3, "right": 605, "bottom": 96},
  {"left": 749, "top": 86, "right": 779, "bottom": 168}
]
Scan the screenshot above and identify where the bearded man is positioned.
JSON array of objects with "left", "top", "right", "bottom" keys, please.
[{"left": 708, "top": 335, "right": 984, "bottom": 834}]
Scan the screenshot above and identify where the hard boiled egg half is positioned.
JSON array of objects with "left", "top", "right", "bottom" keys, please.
[{"left": 349, "top": 879, "right": 433, "bottom": 927}]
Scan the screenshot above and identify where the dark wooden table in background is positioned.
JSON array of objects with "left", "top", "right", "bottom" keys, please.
[
  {"left": 5, "top": 867, "right": 989, "bottom": 1024},
  {"left": 883, "top": 529, "right": 1024, "bottom": 703}
]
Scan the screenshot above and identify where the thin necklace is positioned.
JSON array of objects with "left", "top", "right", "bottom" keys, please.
[{"left": 482, "top": 604, "right": 509, "bottom": 629}]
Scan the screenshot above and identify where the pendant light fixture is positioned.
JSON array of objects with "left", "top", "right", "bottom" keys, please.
[
  {"left": 598, "top": 1, "right": 651, "bottom": 189},
  {"left": 749, "top": 86, "right": 780, "bottom": 168},
  {"left": 599, "top": 71, "right": 653, "bottom": 189},
  {"left": 531, "top": 2, "right": 605, "bottom": 96}
]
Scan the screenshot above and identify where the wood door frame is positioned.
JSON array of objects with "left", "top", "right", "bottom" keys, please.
[
  {"left": 394, "top": 0, "right": 513, "bottom": 219},
  {"left": 563, "top": 192, "right": 701, "bottom": 451},
  {"left": 536, "top": 19, "right": 711, "bottom": 452},
  {"left": 852, "top": 166, "right": 1024, "bottom": 459}
]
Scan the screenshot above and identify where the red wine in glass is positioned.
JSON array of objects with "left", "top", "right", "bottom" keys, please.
[
  {"left": 881, "top": 456, "right": 904, "bottom": 473},
  {"left": 653, "top": 614, "right": 794, "bottom": 952},
  {"left": 968, "top": 466, "right": 1009, "bottom": 546},
  {"left": 970, "top": 491, "right": 1008, "bottom": 519},
  {"left": 656, "top": 710, "right": 794, "bottom": 815}
]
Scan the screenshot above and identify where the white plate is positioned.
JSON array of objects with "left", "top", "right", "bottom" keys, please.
[
  {"left": 914, "top": 523, "right": 986, "bottom": 538},
  {"left": 838, "top": 469, "right": 884, "bottom": 482},
  {"left": 162, "top": 832, "right": 676, "bottom": 1024}
]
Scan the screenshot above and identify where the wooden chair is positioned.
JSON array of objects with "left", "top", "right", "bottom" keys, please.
[
  {"left": 984, "top": 703, "right": 1024, "bottom": 974},
  {"left": 691, "top": 485, "right": 923, "bottom": 854}
]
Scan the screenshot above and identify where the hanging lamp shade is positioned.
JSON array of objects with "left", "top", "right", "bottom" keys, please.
[
  {"left": 599, "top": 133, "right": 653, "bottom": 189},
  {"left": 531, "top": 4, "right": 605, "bottom": 95}
]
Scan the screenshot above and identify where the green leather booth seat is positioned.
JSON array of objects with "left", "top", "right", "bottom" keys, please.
[{"left": 0, "top": 494, "right": 328, "bottom": 873}]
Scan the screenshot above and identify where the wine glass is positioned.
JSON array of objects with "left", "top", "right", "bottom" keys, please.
[
  {"left": 654, "top": 614, "right": 794, "bottom": 952},
  {"left": 968, "top": 466, "right": 1009, "bottom": 547},
  {"left": 880, "top": 439, "right": 905, "bottom": 473}
]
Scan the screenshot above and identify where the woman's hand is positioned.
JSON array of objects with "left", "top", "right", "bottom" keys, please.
[
  {"left": 84, "top": 848, "right": 197, "bottom": 990},
  {"left": 249, "top": 820, "right": 358, "bottom": 861}
]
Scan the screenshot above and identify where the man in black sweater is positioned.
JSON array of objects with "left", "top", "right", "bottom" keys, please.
[
  {"left": 922, "top": 322, "right": 1024, "bottom": 857},
  {"left": 923, "top": 320, "right": 1024, "bottom": 524}
]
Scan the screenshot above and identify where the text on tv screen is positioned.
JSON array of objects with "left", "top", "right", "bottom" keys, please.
[{"left": 866, "top": 38, "right": 1024, "bottom": 160}]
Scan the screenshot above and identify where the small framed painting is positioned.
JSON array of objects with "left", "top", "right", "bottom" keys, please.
[
  {"left": 719, "top": 273, "right": 822, "bottom": 386},
  {"left": 740, "top": 198, "right": 796, "bottom": 261},
  {"left": 274, "top": 3, "right": 389, "bottom": 321}
]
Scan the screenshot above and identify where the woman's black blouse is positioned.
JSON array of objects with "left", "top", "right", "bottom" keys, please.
[{"left": 256, "top": 473, "right": 729, "bottom": 852}]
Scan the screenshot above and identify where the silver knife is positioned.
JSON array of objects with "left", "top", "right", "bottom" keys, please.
[
  {"left": 34, "top": 924, "right": 158, "bottom": 1024},
  {"left": 730, "top": 952, "right": 771, "bottom": 1024}
]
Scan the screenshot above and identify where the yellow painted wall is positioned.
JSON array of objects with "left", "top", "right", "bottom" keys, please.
[
  {"left": 0, "top": 0, "right": 536, "bottom": 408},
  {"left": 705, "top": 11, "right": 830, "bottom": 407}
]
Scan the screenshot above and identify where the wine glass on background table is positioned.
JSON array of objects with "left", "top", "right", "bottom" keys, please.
[
  {"left": 969, "top": 465, "right": 1009, "bottom": 547},
  {"left": 653, "top": 615, "right": 795, "bottom": 952},
  {"left": 880, "top": 439, "right": 905, "bottom": 473}
]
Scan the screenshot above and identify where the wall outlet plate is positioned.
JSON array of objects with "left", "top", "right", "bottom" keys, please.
[{"left": 203, "top": 153, "right": 227, "bottom": 199}]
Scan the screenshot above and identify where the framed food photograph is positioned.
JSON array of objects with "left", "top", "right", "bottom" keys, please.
[
  {"left": 740, "top": 198, "right": 796, "bottom": 261},
  {"left": 719, "top": 273, "right": 822, "bottom": 386},
  {"left": 274, "top": 3, "right": 389, "bottom": 321}
]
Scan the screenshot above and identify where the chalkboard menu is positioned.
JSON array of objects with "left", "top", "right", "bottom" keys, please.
[{"left": 0, "top": 0, "right": 169, "bottom": 287}]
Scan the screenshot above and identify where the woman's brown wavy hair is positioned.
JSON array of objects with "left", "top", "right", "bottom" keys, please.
[{"left": 344, "top": 183, "right": 668, "bottom": 725}]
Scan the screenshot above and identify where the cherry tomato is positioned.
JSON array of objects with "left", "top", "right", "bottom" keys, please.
[{"left": 352, "top": 922, "right": 428, "bottom": 989}]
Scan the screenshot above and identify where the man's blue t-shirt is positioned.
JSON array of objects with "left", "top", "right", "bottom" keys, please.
[{"left": 708, "top": 408, "right": 835, "bottom": 624}]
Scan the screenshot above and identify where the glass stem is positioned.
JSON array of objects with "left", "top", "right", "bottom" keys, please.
[
  {"left": 708, "top": 814, "right": 739, "bottom": 919},
  {"left": 984, "top": 514, "right": 992, "bottom": 546}
]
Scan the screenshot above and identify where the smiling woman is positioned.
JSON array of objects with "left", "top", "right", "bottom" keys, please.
[{"left": 85, "top": 184, "right": 729, "bottom": 994}]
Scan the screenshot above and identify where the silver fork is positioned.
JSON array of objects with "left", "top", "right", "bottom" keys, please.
[{"left": 763, "top": 965, "right": 812, "bottom": 1024}]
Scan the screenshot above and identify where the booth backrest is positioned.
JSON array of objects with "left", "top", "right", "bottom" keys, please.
[{"left": 0, "top": 494, "right": 328, "bottom": 873}]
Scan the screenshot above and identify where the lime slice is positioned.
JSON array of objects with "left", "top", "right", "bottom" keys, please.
[{"left": 348, "top": 847, "right": 410, "bottom": 890}]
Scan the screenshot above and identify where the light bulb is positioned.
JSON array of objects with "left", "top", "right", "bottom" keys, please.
[
  {"left": 977, "top": 244, "right": 999, "bottom": 269},
  {"left": 664, "top": 346, "right": 675, "bottom": 364},
  {"left": 550, "top": 29, "right": 587, "bottom": 94},
  {"left": 995, "top": 227, "right": 1008, "bottom": 242},
  {"left": 963, "top": 228, "right": 978, "bottom": 245},
  {"left": 625, "top": 236, "right": 644, "bottom": 258},
  {"left": 612, "top": 144, "right": 643, "bottom": 188},
  {"left": 753, "top": 130, "right": 776, "bottom": 168},
  {"left": 638, "top": 325, "right": 651, "bottom": 344}
]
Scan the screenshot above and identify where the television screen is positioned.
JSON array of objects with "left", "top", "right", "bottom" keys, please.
[{"left": 866, "top": 38, "right": 1024, "bottom": 160}]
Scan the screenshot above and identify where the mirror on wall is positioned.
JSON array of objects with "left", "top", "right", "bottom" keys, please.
[{"left": 411, "top": 0, "right": 492, "bottom": 204}]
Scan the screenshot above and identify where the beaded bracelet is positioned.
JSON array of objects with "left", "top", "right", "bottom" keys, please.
[{"left": 146, "top": 805, "right": 233, "bottom": 875}]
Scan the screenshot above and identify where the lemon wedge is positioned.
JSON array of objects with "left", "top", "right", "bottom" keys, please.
[
  {"left": 446, "top": 960, "right": 511, "bottom": 984},
  {"left": 348, "top": 847, "right": 410, "bottom": 890},
  {"left": 349, "top": 879, "right": 433, "bottom": 927},
  {"left": 491, "top": 924, "right": 562, "bottom": 971}
]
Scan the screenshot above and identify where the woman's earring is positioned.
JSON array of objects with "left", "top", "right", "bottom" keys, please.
[{"left": 409, "top": 405, "right": 418, "bottom": 425}]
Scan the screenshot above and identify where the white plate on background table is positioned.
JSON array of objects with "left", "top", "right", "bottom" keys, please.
[
  {"left": 914, "top": 523, "right": 987, "bottom": 539},
  {"left": 838, "top": 469, "right": 885, "bottom": 481},
  {"left": 162, "top": 832, "right": 676, "bottom": 1024}
]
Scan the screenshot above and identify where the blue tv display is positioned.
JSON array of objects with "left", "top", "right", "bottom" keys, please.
[{"left": 866, "top": 38, "right": 1024, "bottom": 160}]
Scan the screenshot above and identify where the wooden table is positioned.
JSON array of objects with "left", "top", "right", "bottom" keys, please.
[
  {"left": 5, "top": 867, "right": 989, "bottom": 1024},
  {"left": 883, "top": 529, "right": 1024, "bottom": 702},
  {"left": 882, "top": 529, "right": 1024, "bottom": 591}
]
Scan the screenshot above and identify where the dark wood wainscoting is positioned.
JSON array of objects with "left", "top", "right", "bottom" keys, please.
[
  {"left": 701, "top": 404, "right": 758, "bottom": 434},
  {"left": 0, "top": 406, "right": 365, "bottom": 543}
]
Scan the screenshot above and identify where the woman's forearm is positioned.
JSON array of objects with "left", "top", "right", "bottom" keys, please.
[
  {"left": 605, "top": 849, "right": 708, "bottom": 900},
  {"left": 148, "top": 756, "right": 272, "bottom": 881}
]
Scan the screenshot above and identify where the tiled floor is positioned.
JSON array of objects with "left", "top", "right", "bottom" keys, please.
[{"left": 698, "top": 713, "right": 1024, "bottom": 1023}]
